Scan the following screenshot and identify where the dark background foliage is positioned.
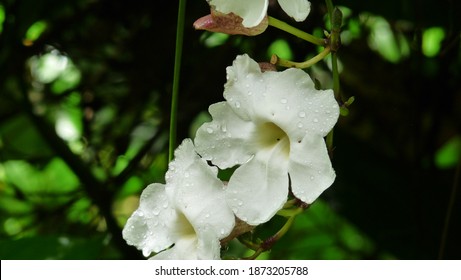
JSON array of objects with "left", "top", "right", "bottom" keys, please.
[{"left": 0, "top": 0, "right": 460, "bottom": 259}]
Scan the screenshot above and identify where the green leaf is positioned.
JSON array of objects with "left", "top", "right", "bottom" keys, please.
[
  {"left": 0, "top": 115, "right": 54, "bottom": 160},
  {"left": 435, "top": 136, "right": 461, "bottom": 169},
  {"left": 422, "top": 27, "right": 445, "bottom": 58}
]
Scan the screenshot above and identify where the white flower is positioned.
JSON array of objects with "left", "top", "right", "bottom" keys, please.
[
  {"left": 194, "top": 54, "right": 339, "bottom": 225},
  {"left": 122, "top": 139, "right": 235, "bottom": 259},
  {"left": 208, "top": 0, "right": 311, "bottom": 28}
]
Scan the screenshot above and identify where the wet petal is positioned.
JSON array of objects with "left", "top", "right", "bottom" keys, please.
[
  {"left": 209, "top": 0, "right": 268, "bottom": 28},
  {"left": 122, "top": 183, "right": 176, "bottom": 257},
  {"left": 195, "top": 102, "right": 258, "bottom": 169},
  {"left": 288, "top": 133, "right": 336, "bottom": 204},
  {"left": 226, "top": 139, "right": 290, "bottom": 225},
  {"left": 224, "top": 55, "right": 339, "bottom": 140},
  {"left": 278, "top": 0, "right": 311, "bottom": 22}
]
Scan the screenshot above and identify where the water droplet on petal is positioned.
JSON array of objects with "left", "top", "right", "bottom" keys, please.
[
  {"left": 310, "top": 176, "right": 315, "bottom": 180},
  {"left": 247, "top": 91, "right": 252, "bottom": 95},
  {"left": 162, "top": 201, "right": 168, "bottom": 208},
  {"left": 137, "top": 211, "right": 144, "bottom": 217},
  {"left": 206, "top": 127, "right": 213, "bottom": 134},
  {"left": 237, "top": 200, "right": 243, "bottom": 206},
  {"left": 235, "top": 101, "right": 241, "bottom": 108},
  {"left": 205, "top": 213, "right": 210, "bottom": 218},
  {"left": 220, "top": 229, "right": 226, "bottom": 235},
  {"left": 298, "top": 111, "right": 306, "bottom": 118},
  {"left": 153, "top": 208, "right": 160, "bottom": 215},
  {"left": 313, "top": 118, "right": 319, "bottom": 123},
  {"left": 297, "top": 122, "right": 303, "bottom": 128},
  {"left": 280, "top": 98, "right": 287, "bottom": 104},
  {"left": 184, "top": 172, "right": 190, "bottom": 178},
  {"left": 221, "top": 125, "right": 227, "bottom": 132}
]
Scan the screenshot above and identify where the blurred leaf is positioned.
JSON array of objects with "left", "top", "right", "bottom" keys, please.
[
  {"left": 2, "top": 158, "right": 79, "bottom": 207},
  {"left": 435, "top": 136, "right": 461, "bottom": 169},
  {"left": 267, "top": 39, "right": 293, "bottom": 61},
  {"left": 24, "top": 20, "right": 47, "bottom": 43},
  {"left": 0, "top": 235, "right": 110, "bottom": 259},
  {"left": 269, "top": 201, "right": 379, "bottom": 259},
  {"left": 0, "top": 115, "right": 54, "bottom": 160},
  {"left": 422, "top": 27, "right": 445, "bottom": 58}
]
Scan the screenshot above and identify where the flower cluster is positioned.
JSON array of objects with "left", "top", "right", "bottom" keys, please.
[{"left": 123, "top": 0, "right": 340, "bottom": 259}]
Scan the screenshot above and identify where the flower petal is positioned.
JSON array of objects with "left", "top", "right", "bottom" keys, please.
[
  {"left": 220, "top": 53, "right": 341, "bottom": 176},
  {"left": 193, "top": 12, "right": 268, "bottom": 36},
  {"left": 224, "top": 55, "right": 339, "bottom": 140},
  {"left": 167, "top": 138, "right": 235, "bottom": 239},
  {"left": 150, "top": 236, "right": 197, "bottom": 260},
  {"left": 122, "top": 183, "right": 176, "bottom": 257},
  {"left": 226, "top": 141, "right": 290, "bottom": 225},
  {"left": 278, "top": 0, "right": 311, "bottom": 22},
  {"left": 288, "top": 133, "right": 335, "bottom": 204},
  {"left": 195, "top": 102, "right": 257, "bottom": 169},
  {"left": 209, "top": 0, "right": 268, "bottom": 28},
  {"left": 150, "top": 228, "right": 222, "bottom": 260}
]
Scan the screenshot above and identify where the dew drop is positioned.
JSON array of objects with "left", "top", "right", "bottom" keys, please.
[
  {"left": 153, "top": 208, "right": 160, "bottom": 215},
  {"left": 162, "top": 201, "right": 169, "bottom": 208},
  {"left": 137, "top": 211, "right": 144, "bottom": 217},
  {"left": 280, "top": 98, "right": 287, "bottom": 104},
  {"left": 206, "top": 127, "right": 214, "bottom": 134},
  {"left": 237, "top": 200, "right": 243, "bottom": 206},
  {"left": 310, "top": 176, "right": 315, "bottom": 180},
  {"left": 235, "top": 101, "right": 241, "bottom": 108},
  {"left": 184, "top": 172, "right": 190, "bottom": 178},
  {"left": 220, "top": 229, "right": 226, "bottom": 235},
  {"left": 298, "top": 111, "right": 306, "bottom": 118},
  {"left": 142, "top": 248, "right": 151, "bottom": 258},
  {"left": 247, "top": 91, "right": 252, "bottom": 95},
  {"left": 205, "top": 213, "right": 210, "bottom": 218},
  {"left": 297, "top": 122, "right": 303, "bottom": 128},
  {"left": 313, "top": 118, "right": 319, "bottom": 123},
  {"left": 221, "top": 125, "right": 227, "bottom": 132}
]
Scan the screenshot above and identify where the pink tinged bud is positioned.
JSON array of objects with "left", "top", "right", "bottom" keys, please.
[{"left": 193, "top": 10, "right": 268, "bottom": 36}]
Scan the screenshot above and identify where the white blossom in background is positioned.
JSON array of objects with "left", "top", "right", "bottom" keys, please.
[
  {"left": 207, "top": 0, "right": 311, "bottom": 28},
  {"left": 122, "top": 139, "right": 235, "bottom": 259},
  {"left": 195, "top": 54, "right": 339, "bottom": 225}
]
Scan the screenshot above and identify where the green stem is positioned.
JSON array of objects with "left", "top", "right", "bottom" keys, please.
[
  {"left": 169, "top": 0, "right": 187, "bottom": 162},
  {"left": 268, "top": 16, "right": 325, "bottom": 46},
  {"left": 271, "top": 47, "right": 331, "bottom": 69},
  {"left": 331, "top": 52, "right": 341, "bottom": 100},
  {"left": 325, "top": 0, "right": 334, "bottom": 17}
]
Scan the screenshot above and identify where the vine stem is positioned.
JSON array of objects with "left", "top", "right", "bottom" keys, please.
[
  {"left": 169, "top": 0, "right": 187, "bottom": 162},
  {"left": 271, "top": 47, "right": 331, "bottom": 69},
  {"left": 268, "top": 16, "right": 325, "bottom": 46}
]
